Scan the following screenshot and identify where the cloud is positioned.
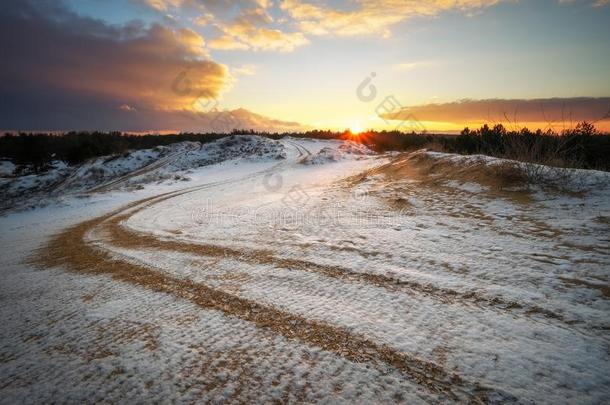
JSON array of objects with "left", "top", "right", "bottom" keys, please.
[
  {"left": 209, "top": 7, "right": 309, "bottom": 52},
  {"left": 120, "top": 104, "right": 137, "bottom": 112},
  {"left": 209, "top": 35, "right": 251, "bottom": 50},
  {"left": 381, "top": 98, "right": 610, "bottom": 125},
  {"left": 194, "top": 12, "right": 215, "bottom": 26},
  {"left": 212, "top": 25, "right": 309, "bottom": 52},
  {"left": 139, "top": 0, "right": 309, "bottom": 52},
  {"left": 0, "top": 0, "right": 234, "bottom": 130},
  {"left": 140, "top": 0, "right": 610, "bottom": 52},
  {"left": 191, "top": 107, "right": 310, "bottom": 133},
  {"left": 559, "top": 0, "right": 610, "bottom": 6},
  {"left": 280, "top": 0, "right": 504, "bottom": 37},
  {"left": 138, "top": 0, "right": 272, "bottom": 14},
  {"left": 91, "top": 106, "right": 309, "bottom": 133},
  {"left": 232, "top": 64, "right": 258, "bottom": 76},
  {"left": 392, "top": 61, "right": 438, "bottom": 71},
  {"left": 141, "top": 0, "right": 186, "bottom": 12}
]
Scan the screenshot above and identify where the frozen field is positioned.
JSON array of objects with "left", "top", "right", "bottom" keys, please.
[{"left": 0, "top": 136, "right": 609, "bottom": 403}]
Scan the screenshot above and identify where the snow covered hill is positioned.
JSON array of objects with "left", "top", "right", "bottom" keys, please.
[{"left": 0, "top": 135, "right": 286, "bottom": 211}]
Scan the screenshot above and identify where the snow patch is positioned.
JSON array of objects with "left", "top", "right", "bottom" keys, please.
[
  {"left": 301, "top": 141, "right": 373, "bottom": 165},
  {"left": 0, "top": 160, "right": 16, "bottom": 177}
]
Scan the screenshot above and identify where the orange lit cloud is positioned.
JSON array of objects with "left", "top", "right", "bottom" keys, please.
[
  {"left": 141, "top": 0, "right": 185, "bottom": 12},
  {"left": 209, "top": 35, "right": 251, "bottom": 50},
  {"left": 141, "top": 0, "right": 309, "bottom": 52},
  {"left": 210, "top": 25, "right": 309, "bottom": 52},
  {"left": 140, "top": 0, "right": 610, "bottom": 52},
  {"left": 208, "top": 7, "right": 309, "bottom": 52},
  {"left": 280, "top": 0, "right": 504, "bottom": 37},
  {"left": 52, "top": 23, "right": 228, "bottom": 110},
  {"left": 381, "top": 98, "right": 610, "bottom": 130},
  {"left": 0, "top": 0, "right": 232, "bottom": 129},
  {"left": 209, "top": 21, "right": 309, "bottom": 52}
]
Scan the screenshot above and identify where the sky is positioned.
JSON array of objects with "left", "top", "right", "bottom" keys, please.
[{"left": 1, "top": 0, "right": 609, "bottom": 132}]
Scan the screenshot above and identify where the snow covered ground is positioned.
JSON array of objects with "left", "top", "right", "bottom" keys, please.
[
  {"left": 1, "top": 136, "right": 609, "bottom": 403},
  {"left": 0, "top": 135, "right": 285, "bottom": 211}
]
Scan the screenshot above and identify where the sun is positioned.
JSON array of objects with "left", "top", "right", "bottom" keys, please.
[{"left": 350, "top": 123, "right": 363, "bottom": 135}]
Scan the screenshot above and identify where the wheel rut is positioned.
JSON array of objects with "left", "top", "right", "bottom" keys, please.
[{"left": 32, "top": 187, "right": 497, "bottom": 403}]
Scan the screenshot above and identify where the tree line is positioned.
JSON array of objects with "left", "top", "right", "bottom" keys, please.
[{"left": 0, "top": 123, "right": 608, "bottom": 173}]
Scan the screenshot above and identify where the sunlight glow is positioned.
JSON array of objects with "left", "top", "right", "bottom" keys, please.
[{"left": 350, "top": 123, "right": 363, "bottom": 134}]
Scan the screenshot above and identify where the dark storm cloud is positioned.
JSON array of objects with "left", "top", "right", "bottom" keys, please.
[{"left": 0, "top": 0, "right": 230, "bottom": 131}]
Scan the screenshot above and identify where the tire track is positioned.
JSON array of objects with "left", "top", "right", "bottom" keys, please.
[
  {"left": 285, "top": 140, "right": 312, "bottom": 163},
  {"left": 32, "top": 181, "right": 497, "bottom": 404},
  {"left": 56, "top": 142, "right": 572, "bottom": 330},
  {"left": 48, "top": 145, "right": 576, "bottom": 331},
  {"left": 88, "top": 144, "right": 200, "bottom": 193},
  {"left": 108, "top": 220, "right": 569, "bottom": 325}
]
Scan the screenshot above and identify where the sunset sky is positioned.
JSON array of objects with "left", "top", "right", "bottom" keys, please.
[{"left": 1, "top": 0, "right": 609, "bottom": 132}]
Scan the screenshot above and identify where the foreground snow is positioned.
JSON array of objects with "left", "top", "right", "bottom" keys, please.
[{"left": 1, "top": 138, "right": 609, "bottom": 403}]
